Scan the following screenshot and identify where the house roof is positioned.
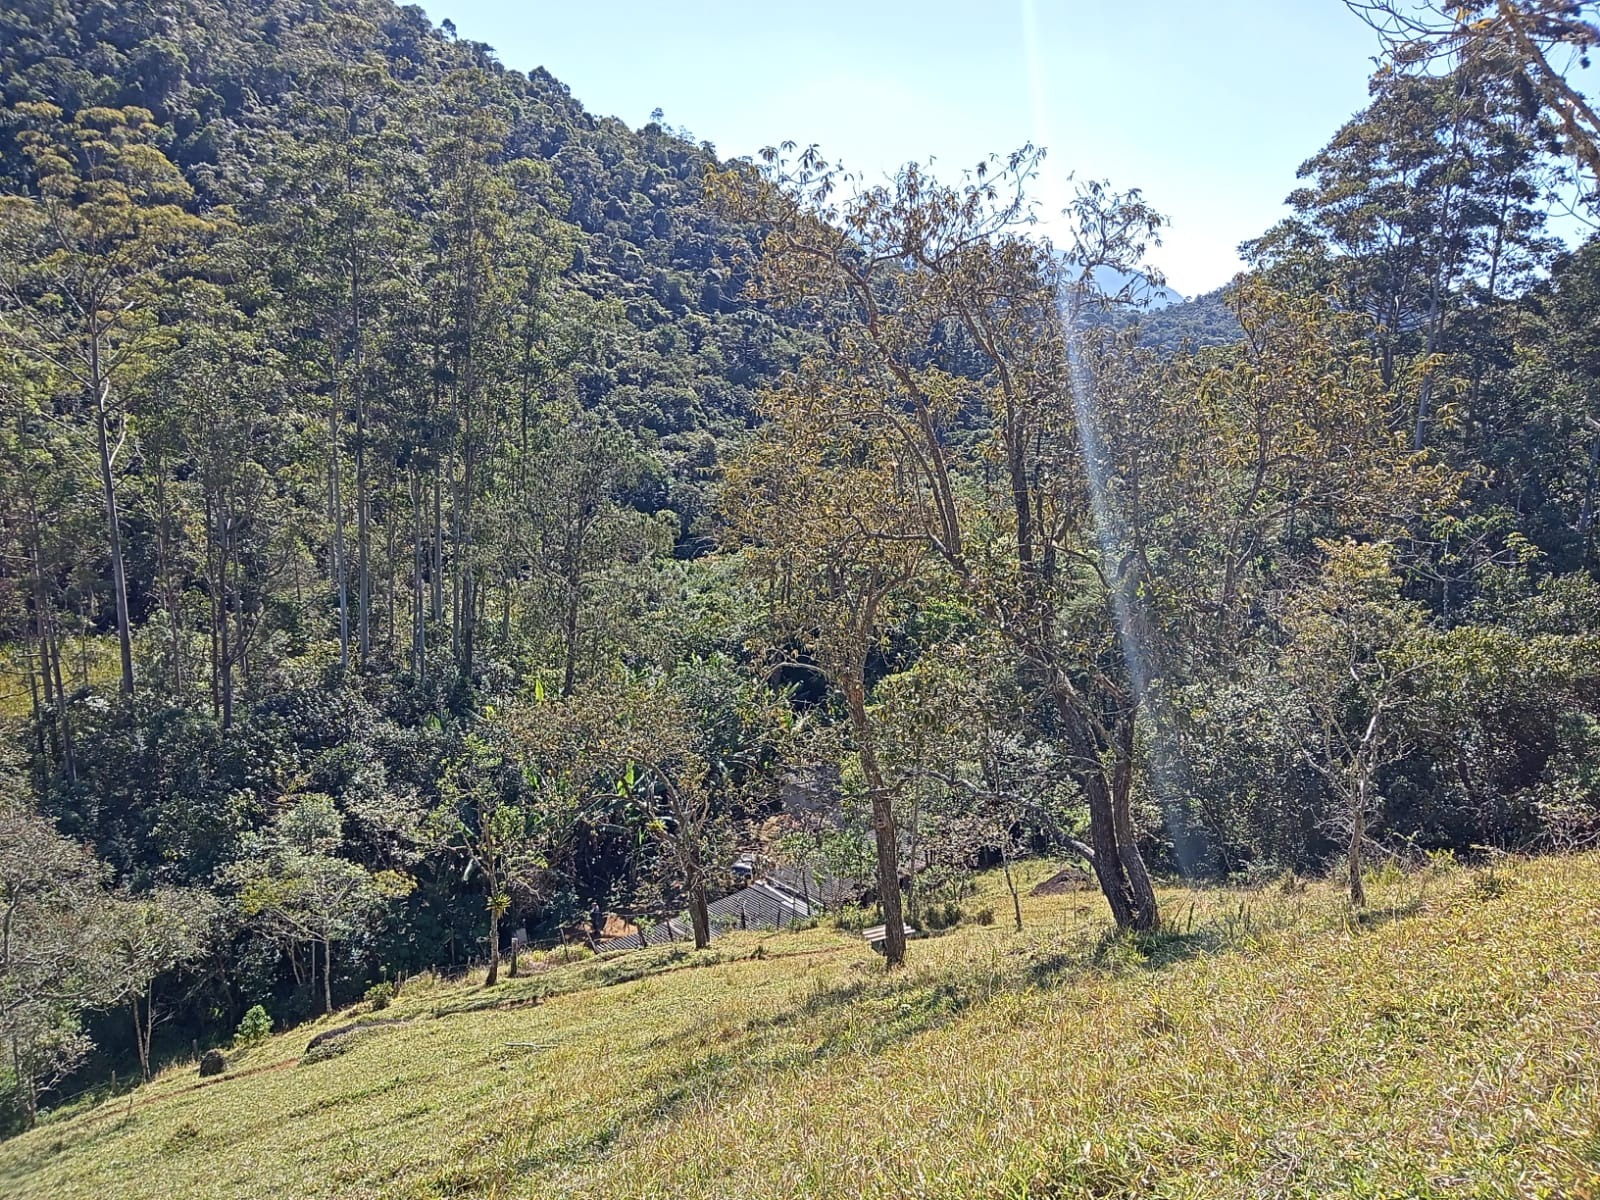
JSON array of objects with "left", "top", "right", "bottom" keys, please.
[{"left": 596, "top": 877, "right": 817, "bottom": 952}]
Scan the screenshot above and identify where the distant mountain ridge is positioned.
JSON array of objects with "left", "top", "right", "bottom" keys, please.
[
  {"left": 1087, "top": 264, "right": 1185, "bottom": 309},
  {"left": 1128, "top": 285, "right": 1243, "bottom": 351}
]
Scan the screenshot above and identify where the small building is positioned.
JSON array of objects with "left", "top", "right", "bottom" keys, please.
[{"left": 596, "top": 877, "right": 817, "bottom": 952}]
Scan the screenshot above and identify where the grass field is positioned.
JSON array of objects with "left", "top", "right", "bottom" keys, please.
[{"left": 3, "top": 854, "right": 1598, "bottom": 1199}]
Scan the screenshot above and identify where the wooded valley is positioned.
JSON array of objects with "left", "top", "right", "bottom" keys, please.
[{"left": 3, "top": 0, "right": 1600, "bottom": 1171}]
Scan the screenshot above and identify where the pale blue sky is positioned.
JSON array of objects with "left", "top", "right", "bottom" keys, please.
[{"left": 426, "top": 2, "right": 1385, "bottom": 296}]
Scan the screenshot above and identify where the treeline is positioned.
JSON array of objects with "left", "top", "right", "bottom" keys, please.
[
  {"left": 4, "top": 0, "right": 1600, "bottom": 1132},
  {"left": 0, "top": 0, "right": 803, "bottom": 1127}
]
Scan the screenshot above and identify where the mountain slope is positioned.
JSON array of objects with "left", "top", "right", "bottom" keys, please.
[
  {"left": 3, "top": 855, "right": 1597, "bottom": 1199},
  {"left": 0, "top": 0, "right": 805, "bottom": 553},
  {"left": 1131, "top": 285, "right": 1244, "bottom": 351}
]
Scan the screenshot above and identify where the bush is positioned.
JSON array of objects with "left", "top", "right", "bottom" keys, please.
[
  {"left": 1373, "top": 859, "right": 1407, "bottom": 888},
  {"left": 542, "top": 943, "right": 593, "bottom": 965},
  {"left": 974, "top": 906, "right": 995, "bottom": 926},
  {"left": 364, "top": 981, "right": 396, "bottom": 1011},
  {"left": 1424, "top": 849, "right": 1459, "bottom": 877},
  {"left": 832, "top": 906, "right": 868, "bottom": 933},
  {"left": 234, "top": 1005, "right": 273, "bottom": 1048},
  {"left": 924, "top": 902, "right": 964, "bottom": 932},
  {"left": 300, "top": 1038, "right": 356, "bottom": 1067}
]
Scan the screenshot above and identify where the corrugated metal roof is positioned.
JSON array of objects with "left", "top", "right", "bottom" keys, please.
[{"left": 597, "top": 878, "right": 817, "bottom": 952}]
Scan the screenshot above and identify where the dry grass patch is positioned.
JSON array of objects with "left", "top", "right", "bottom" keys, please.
[{"left": 2, "top": 856, "right": 1598, "bottom": 1199}]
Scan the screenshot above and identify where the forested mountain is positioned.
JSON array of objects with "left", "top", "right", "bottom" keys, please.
[
  {"left": 2, "top": 0, "right": 803, "bottom": 538},
  {"left": 0, "top": 0, "right": 808, "bottom": 1118},
  {"left": 1129, "top": 285, "right": 1242, "bottom": 350},
  {"left": 5, "top": 0, "right": 1600, "bottom": 1154}
]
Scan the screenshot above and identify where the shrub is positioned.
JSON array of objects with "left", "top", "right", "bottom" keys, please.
[
  {"left": 974, "top": 906, "right": 995, "bottom": 926},
  {"left": 832, "top": 906, "right": 868, "bottom": 933},
  {"left": 1228, "top": 862, "right": 1283, "bottom": 890},
  {"left": 1373, "top": 859, "right": 1407, "bottom": 888},
  {"left": 162, "top": 1120, "right": 202, "bottom": 1151},
  {"left": 543, "top": 943, "right": 593, "bottom": 965},
  {"left": 1424, "top": 849, "right": 1459, "bottom": 877},
  {"left": 364, "top": 981, "right": 396, "bottom": 1011},
  {"left": 234, "top": 1005, "right": 273, "bottom": 1048},
  {"left": 1472, "top": 871, "right": 1506, "bottom": 900},
  {"left": 300, "top": 1038, "right": 356, "bottom": 1067}
]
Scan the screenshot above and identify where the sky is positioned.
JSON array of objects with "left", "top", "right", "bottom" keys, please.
[{"left": 423, "top": 1, "right": 1387, "bottom": 297}]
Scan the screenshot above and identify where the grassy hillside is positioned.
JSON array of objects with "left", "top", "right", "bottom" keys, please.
[{"left": 4, "top": 855, "right": 1599, "bottom": 1199}]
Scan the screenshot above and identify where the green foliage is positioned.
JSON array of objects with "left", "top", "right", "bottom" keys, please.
[
  {"left": 363, "top": 982, "right": 396, "bottom": 1012},
  {"left": 232, "top": 1005, "right": 272, "bottom": 1049},
  {"left": 1128, "top": 286, "right": 1242, "bottom": 351},
  {"left": 5, "top": 0, "right": 1600, "bottom": 1130},
  {"left": 539, "top": 944, "right": 593, "bottom": 966}
]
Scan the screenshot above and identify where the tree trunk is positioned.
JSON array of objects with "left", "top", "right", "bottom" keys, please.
[
  {"left": 687, "top": 877, "right": 711, "bottom": 950},
  {"left": 48, "top": 605, "right": 73, "bottom": 782},
  {"left": 460, "top": 570, "right": 476, "bottom": 685},
  {"left": 456, "top": 357, "right": 477, "bottom": 685},
  {"left": 218, "top": 542, "right": 234, "bottom": 730},
  {"left": 385, "top": 480, "right": 398, "bottom": 659},
  {"left": 352, "top": 261, "right": 371, "bottom": 668},
  {"left": 91, "top": 358, "right": 135, "bottom": 697},
  {"left": 1002, "top": 852, "right": 1023, "bottom": 932},
  {"left": 1056, "top": 693, "right": 1160, "bottom": 932},
  {"left": 1109, "top": 717, "right": 1160, "bottom": 930},
  {"left": 1349, "top": 712, "right": 1382, "bottom": 908},
  {"left": 1081, "top": 768, "right": 1138, "bottom": 929},
  {"left": 329, "top": 395, "right": 350, "bottom": 673},
  {"left": 1348, "top": 801, "right": 1367, "bottom": 909},
  {"left": 411, "top": 469, "right": 427, "bottom": 680},
  {"left": 143, "top": 990, "right": 155, "bottom": 1080},
  {"left": 132, "top": 995, "right": 152, "bottom": 1082},
  {"left": 431, "top": 471, "right": 444, "bottom": 623},
  {"left": 484, "top": 905, "right": 500, "bottom": 986},
  {"left": 561, "top": 570, "right": 581, "bottom": 697},
  {"left": 27, "top": 519, "right": 75, "bottom": 782},
  {"left": 12, "top": 1034, "right": 36, "bottom": 1129},
  {"left": 844, "top": 676, "right": 906, "bottom": 966},
  {"left": 322, "top": 937, "right": 333, "bottom": 1015},
  {"left": 152, "top": 468, "right": 184, "bottom": 693}
]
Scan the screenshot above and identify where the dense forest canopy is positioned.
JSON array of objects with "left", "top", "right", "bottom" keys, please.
[{"left": 3, "top": 0, "right": 1600, "bottom": 1132}]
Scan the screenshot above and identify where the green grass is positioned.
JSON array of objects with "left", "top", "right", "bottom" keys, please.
[{"left": 5, "top": 855, "right": 1600, "bottom": 1199}]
